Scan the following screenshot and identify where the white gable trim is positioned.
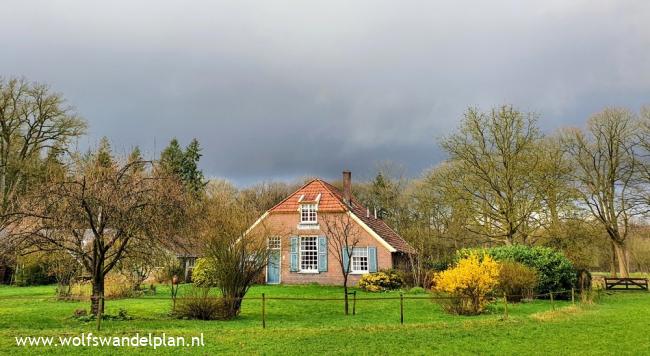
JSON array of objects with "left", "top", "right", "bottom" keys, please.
[
  {"left": 244, "top": 211, "right": 269, "bottom": 237},
  {"left": 348, "top": 211, "right": 397, "bottom": 253},
  {"left": 246, "top": 211, "right": 396, "bottom": 252}
]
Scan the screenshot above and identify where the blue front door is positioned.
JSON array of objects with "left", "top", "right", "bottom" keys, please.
[{"left": 267, "top": 250, "right": 280, "bottom": 284}]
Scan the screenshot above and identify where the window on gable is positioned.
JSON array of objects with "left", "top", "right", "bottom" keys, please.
[
  {"left": 351, "top": 247, "right": 369, "bottom": 273},
  {"left": 300, "top": 236, "right": 318, "bottom": 271},
  {"left": 300, "top": 203, "right": 317, "bottom": 224}
]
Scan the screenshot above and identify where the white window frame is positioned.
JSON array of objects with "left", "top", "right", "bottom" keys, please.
[
  {"left": 299, "top": 236, "right": 319, "bottom": 273},
  {"left": 267, "top": 236, "right": 281, "bottom": 250},
  {"left": 350, "top": 247, "right": 369, "bottom": 274},
  {"left": 300, "top": 203, "right": 318, "bottom": 224}
]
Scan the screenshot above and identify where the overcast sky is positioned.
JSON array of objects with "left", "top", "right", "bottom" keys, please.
[{"left": 3, "top": 1, "right": 649, "bottom": 185}]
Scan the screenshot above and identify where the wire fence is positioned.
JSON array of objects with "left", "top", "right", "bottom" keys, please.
[
  {"left": 0, "top": 290, "right": 577, "bottom": 302},
  {"left": 0, "top": 287, "right": 591, "bottom": 331}
]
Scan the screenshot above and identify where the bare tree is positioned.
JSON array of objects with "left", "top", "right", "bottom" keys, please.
[
  {"left": 405, "top": 163, "right": 477, "bottom": 286},
  {"left": 198, "top": 183, "right": 274, "bottom": 319},
  {"left": 8, "top": 147, "right": 187, "bottom": 314},
  {"left": 562, "top": 108, "right": 641, "bottom": 277},
  {"left": 531, "top": 135, "right": 582, "bottom": 244},
  {"left": 441, "top": 106, "right": 545, "bottom": 245},
  {"left": 240, "top": 181, "right": 298, "bottom": 212},
  {"left": 635, "top": 106, "right": 650, "bottom": 207},
  {"left": 0, "top": 77, "right": 86, "bottom": 222},
  {"left": 320, "top": 212, "right": 361, "bottom": 315}
]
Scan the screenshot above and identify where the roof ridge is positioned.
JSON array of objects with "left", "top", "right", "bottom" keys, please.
[
  {"left": 317, "top": 179, "right": 353, "bottom": 208},
  {"left": 313, "top": 179, "right": 347, "bottom": 211},
  {"left": 266, "top": 178, "right": 320, "bottom": 213},
  {"left": 319, "top": 179, "right": 367, "bottom": 210}
]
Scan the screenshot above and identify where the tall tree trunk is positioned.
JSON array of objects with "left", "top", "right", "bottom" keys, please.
[
  {"left": 91, "top": 272, "right": 105, "bottom": 315},
  {"left": 343, "top": 276, "right": 349, "bottom": 315},
  {"left": 609, "top": 241, "right": 617, "bottom": 278},
  {"left": 612, "top": 240, "right": 630, "bottom": 278}
]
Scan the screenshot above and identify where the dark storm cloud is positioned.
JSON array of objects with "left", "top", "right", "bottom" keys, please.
[{"left": 2, "top": 1, "right": 649, "bottom": 184}]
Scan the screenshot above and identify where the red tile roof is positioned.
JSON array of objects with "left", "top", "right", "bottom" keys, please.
[
  {"left": 270, "top": 180, "right": 346, "bottom": 213},
  {"left": 269, "top": 179, "right": 414, "bottom": 253}
]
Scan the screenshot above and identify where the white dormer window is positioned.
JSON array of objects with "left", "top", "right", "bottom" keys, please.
[{"left": 300, "top": 204, "right": 317, "bottom": 224}]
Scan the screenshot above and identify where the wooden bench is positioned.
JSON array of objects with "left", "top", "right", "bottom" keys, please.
[{"left": 604, "top": 277, "right": 649, "bottom": 291}]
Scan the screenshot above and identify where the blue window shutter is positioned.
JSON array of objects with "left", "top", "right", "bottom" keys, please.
[
  {"left": 368, "top": 247, "right": 377, "bottom": 273},
  {"left": 318, "top": 236, "right": 327, "bottom": 272},
  {"left": 290, "top": 236, "right": 299, "bottom": 272},
  {"left": 342, "top": 247, "right": 350, "bottom": 273}
]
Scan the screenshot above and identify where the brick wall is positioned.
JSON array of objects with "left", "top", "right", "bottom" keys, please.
[{"left": 251, "top": 211, "right": 394, "bottom": 285}]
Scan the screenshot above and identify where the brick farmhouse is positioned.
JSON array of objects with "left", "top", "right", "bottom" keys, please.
[{"left": 247, "top": 171, "right": 414, "bottom": 285}]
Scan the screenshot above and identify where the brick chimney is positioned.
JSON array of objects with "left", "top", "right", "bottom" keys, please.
[{"left": 342, "top": 171, "right": 352, "bottom": 205}]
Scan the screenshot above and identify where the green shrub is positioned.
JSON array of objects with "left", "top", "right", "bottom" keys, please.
[
  {"left": 458, "top": 245, "right": 576, "bottom": 295},
  {"left": 497, "top": 261, "right": 538, "bottom": 302},
  {"left": 14, "top": 259, "right": 55, "bottom": 286},
  {"left": 358, "top": 270, "right": 403, "bottom": 292},
  {"left": 174, "top": 288, "right": 227, "bottom": 320},
  {"left": 192, "top": 258, "right": 218, "bottom": 287}
]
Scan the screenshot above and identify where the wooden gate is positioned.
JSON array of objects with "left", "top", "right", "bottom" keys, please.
[{"left": 604, "top": 277, "right": 649, "bottom": 290}]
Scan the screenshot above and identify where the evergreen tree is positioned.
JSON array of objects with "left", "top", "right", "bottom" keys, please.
[
  {"left": 128, "top": 146, "right": 143, "bottom": 163},
  {"left": 42, "top": 147, "right": 67, "bottom": 181},
  {"left": 95, "top": 137, "right": 113, "bottom": 168},
  {"left": 127, "top": 146, "right": 145, "bottom": 173},
  {"left": 160, "top": 138, "right": 185, "bottom": 176},
  {"left": 181, "top": 139, "right": 206, "bottom": 194},
  {"left": 160, "top": 138, "right": 206, "bottom": 195},
  {"left": 370, "top": 172, "right": 398, "bottom": 220}
]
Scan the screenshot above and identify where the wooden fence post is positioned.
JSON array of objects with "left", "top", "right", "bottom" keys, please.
[
  {"left": 549, "top": 292, "right": 555, "bottom": 311},
  {"left": 352, "top": 291, "right": 356, "bottom": 316},
  {"left": 262, "top": 293, "right": 266, "bottom": 329},
  {"left": 171, "top": 275, "right": 179, "bottom": 312},
  {"left": 503, "top": 293, "right": 508, "bottom": 320},
  {"left": 400, "top": 293, "right": 404, "bottom": 325},
  {"left": 571, "top": 288, "right": 575, "bottom": 305}
]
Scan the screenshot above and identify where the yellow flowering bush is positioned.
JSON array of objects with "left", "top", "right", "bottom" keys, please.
[
  {"left": 358, "top": 270, "right": 403, "bottom": 292},
  {"left": 432, "top": 253, "right": 500, "bottom": 315}
]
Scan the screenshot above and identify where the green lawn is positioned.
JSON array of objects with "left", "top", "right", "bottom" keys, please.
[{"left": 0, "top": 284, "right": 648, "bottom": 355}]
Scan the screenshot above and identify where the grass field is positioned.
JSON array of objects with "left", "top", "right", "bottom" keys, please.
[{"left": 0, "top": 284, "right": 648, "bottom": 355}]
